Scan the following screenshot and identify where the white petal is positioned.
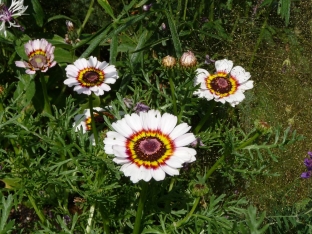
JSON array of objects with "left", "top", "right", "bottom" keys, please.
[
  {"left": 215, "top": 59, "right": 233, "bottom": 74},
  {"left": 195, "top": 68, "right": 210, "bottom": 85},
  {"left": 239, "top": 80, "right": 254, "bottom": 91},
  {"left": 140, "top": 166, "right": 152, "bottom": 182},
  {"left": 64, "top": 78, "right": 79, "bottom": 86},
  {"left": 113, "top": 157, "right": 130, "bottom": 164},
  {"left": 151, "top": 167, "right": 166, "bottom": 181},
  {"left": 160, "top": 113, "right": 177, "bottom": 134},
  {"left": 125, "top": 113, "right": 143, "bottom": 132},
  {"left": 160, "top": 164, "right": 179, "bottom": 176},
  {"left": 165, "top": 156, "right": 184, "bottom": 168},
  {"left": 174, "top": 133, "right": 196, "bottom": 147},
  {"left": 169, "top": 123, "right": 191, "bottom": 140},
  {"left": 15, "top": 61, "right": 27, "bottom": 68},
  {"left": 100, "top": 83, "right": 111, "bottom": 91},
  {"left": 88, "top": 56, "right": 99, "bottom": 68},
  {"left": 112, "top": 145, "right": 129, "bottom": 158},
  {"left": 172, "top": 147, "right": 197, "bottom": 162},
  {"left": 121, "top": 163, "right": 138, "bottom": 177},
  {"left": 230, "top": 66, "right": 251, "bottom": 83},
  {"left": 104, "top": 77, "right": 117, "bottom": 84},
  {"left": 112, "top": 118, "right": 134, "bottom": 138}
]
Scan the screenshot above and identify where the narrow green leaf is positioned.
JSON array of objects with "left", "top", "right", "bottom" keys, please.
[
  {"left": 165, "top": 10, "right": 182, "bottom": 57},
  {"left": 31, "top": 0, "right": 45, "bottom": 27},
  {"left": 97, "top": 0, "right": 116, "bottom": 20},
  {"left": 109, "top": 34, "right": 118, "bottom": 64},
  {"left": 47, "top": 14, "right": 74, "bottom": 23},
  {"left": 130, "top": 30, "right": 151, "bottom": 64},
  {"left": 54, "top": 47, "right": 75, "bottom": 63}
]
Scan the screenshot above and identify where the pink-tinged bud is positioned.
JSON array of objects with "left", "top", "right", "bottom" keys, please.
[
  {"left": 66, "top": 20, "right": 74, "bottom": 31},
  {"left": 180, "top": 51, "right": 197, "bottom": 67},
  {"left": 162, "top": 55, "right": 176, "bottom": 68}
]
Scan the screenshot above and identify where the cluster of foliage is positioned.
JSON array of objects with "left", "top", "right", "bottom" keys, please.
[{"left": 0, "top": 0, "right": 310, "bottom": 233}]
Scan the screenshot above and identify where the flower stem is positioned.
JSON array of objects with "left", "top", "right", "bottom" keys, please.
[
  {"left": 175, "top": 197, "right": 200, "bottom": 228},
  {"left": 194, "top": 101, "right": 216, "bottom": 134},
  {"left": 77, "top": 0, "right": 95, "bottom": 37},
  {"left": 88, "top": 95, "right": 99, "bottom": 146},
  {"left": 39, "top": 73, "right": 52, "bottom": 115},
  {"left": 168, "top": 71, "right": 178, "bottom": 116},
  {"left": 172, "top": 131, "right": 262, "bottom": 230},
  {"left": 133, "top": 182, "right": 149, "bottom": 234}
]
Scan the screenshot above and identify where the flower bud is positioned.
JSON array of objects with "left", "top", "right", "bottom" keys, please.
[
  {"left": 254, "top": 120, "right": 272, "bottom": 134},
  {"left": 66, "top": 20, "right": 74, "bottom": 31},
  {"left": 160, "top": 22, "right": 166, "bottom": 30},
  {"left": 162, "top": 55, "right": 176, "bottom": 68},
  {"left": 180, "top": 51, "right": 197, "bottom": 67},
  {"left": 191, "top": 183, "right": 209, "bottom": 197}
]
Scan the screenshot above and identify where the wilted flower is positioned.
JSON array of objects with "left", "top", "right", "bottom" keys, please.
[
  {"left": 123, "top": 97, "right": 134, "bottom": 108},
  {"left": 0, "top": 0, "right": 27, "bottom": 37},
  {"left": 133, "top": 102, "right": 150, "bottom": 113},
  {"left": 180, "top": 51, "right": 197, "bottom": 67},
  {"left": 194, "top": 59, "right": 253, "bottom": 107},
  {"left": 104, "top": 110, "right": 197, "bottom": 183},
  {"left": 64, "top": 56, "right": 118, "bottom": 96},
  {"left": 15, "top": 39, "right": 56, "bottom": 74},
  {"left": 191, "top": 137, "right": 205, "bottom": 147},
  {"left": 301, "top": 152, "right": 312, "bottom": 179},
  {"left": 162, "top": 55, "right": 176, "bottom": 68},
  {"left": 204, "top": 55, "right": 215, "bottom": 65},
  {"left": 73, "top": 107, "right": 106, "bottom": 133}
]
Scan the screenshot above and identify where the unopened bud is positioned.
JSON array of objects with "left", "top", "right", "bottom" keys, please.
[
  {"left": 66, "top": 20, "right": 74, "bottom": 31},
  {"left": 180, "top": 51, "right": 197, "bottom": 67},
  {"left": 162, "top": 55, "right": 176, "bottom": 68},
  {"left": 191, "top": 183, "right": 209, "bottom": 197},
  {"left": 254, "top": 120, "right": 272, "bottom": 134},
  {"left": 160, "top": 23, "right": 166, "bottom": 30}
]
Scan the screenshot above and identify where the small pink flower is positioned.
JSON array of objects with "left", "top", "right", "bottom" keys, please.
[{"left": 15, "top": 39, "right": 56, "bottom": 74}]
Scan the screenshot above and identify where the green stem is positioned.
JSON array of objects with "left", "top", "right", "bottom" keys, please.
[
  {"left": 133, "top": 182, "right": 149, "bottom": 234},
  {"left": 168, "top": 71, "right": 178, "bottom": 116},
  {"left": 39, "top": 73, "right": 52, "bottom": 115},
  {"left": 194, "top": 101, "right": 216, "bottom": 134},
  {"left": 183, "top": 0, "right": 188, "bottom": 21},
  {"left": 27, "top": 193, "right": 45, "bottom": 223},
  {"left": 88, "top": 95, "right": 99, "bottom": 146},
  {"left": 77, "top": 0, "right": 95, "bottom": 37},
  {"left": 99, "top": 206, "right": 111, "bottom": 234},
  {"left": 175, "top": 197, "right": 200, "bottom": 228},
  {"left": 173, "top": 131, "right": 262, "bottom": 229}
]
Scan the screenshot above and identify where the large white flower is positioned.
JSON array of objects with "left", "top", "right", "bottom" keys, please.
[
  {"left": 194, "top": 59, "right": 254, "bottom": 107},
  {"left": 64, "top": 56, "right": 119, "bottom": 96},
  {"left": 15, "top": 39, "right": 56, "bottom": 74},
  {"left": 0, "top": 0, "right": 28, "bottom": 37},
  {"left": 104, "top": 110, "right": 197, "bottom": 183}
]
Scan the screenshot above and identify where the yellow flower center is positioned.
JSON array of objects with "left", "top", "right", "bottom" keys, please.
[
  {"left": 205, "top": 73, "right": 238, "bottom": 97},
  {"left": 127, "top": 130, "right": 174, "bottom": 169},
  {"left": 77, "top": 68, "right": 105, "bottom": 87}
]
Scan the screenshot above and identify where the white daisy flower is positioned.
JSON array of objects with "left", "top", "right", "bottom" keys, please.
[
  {"left": 194, "top": 59, "right": 254, "bottom": 107},
  {"left": 104, "top": 109, "right": 197, "bottom": 183},
  {"left": 64, "top": 56, "right": 119, "bottom": 96},
  {"left": 0, "top": 0, "right": 28, "bottom": 37},
  {"left": 15, "top": 38, "right": 56, "bottom": 74}
]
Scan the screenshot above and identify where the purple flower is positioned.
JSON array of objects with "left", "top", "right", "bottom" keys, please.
[{"left": 301, "top": 151, "right": 312, "bottom": 179}]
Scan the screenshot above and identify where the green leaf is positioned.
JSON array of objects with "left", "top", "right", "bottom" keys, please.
[
  {"left": 54, "top": 47, "right": 75, "bottom": 63},
  {"left": 0, "top": 194, "right": 15, "bottom": 234},
  {"left": 31, "top": 0, "right": 45, "bottom": 27},
  {"left": 97, "top": 0, "right": 116, "bottom": 20},
  {"left": 109, "top": 34, "right": 118, "bottom": 64},
  {"left": 47, "top": 14, "right": 74, "bottom": 23},
  {"left": 165, "top": 10, "right": 182, "bottom": 57}
]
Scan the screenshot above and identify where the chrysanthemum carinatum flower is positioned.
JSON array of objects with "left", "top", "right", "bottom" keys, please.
[
  {"left": 194, "top": 59, "right": 254, "bottom": 107},
  {"left": 73, "top": 107, "right": 107, "bottom": 133},
  {"left": 15, "top": 39, "right": 56, "bottom": 74},
  {"left": 104, "top": 110, "right": 197, "bottom": 183},
  {"left": 64, "top": 56, "right": 118, "bottom": 96},
  {"left": 0, "top": 0, "right": 27, "bottom": 37}
]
